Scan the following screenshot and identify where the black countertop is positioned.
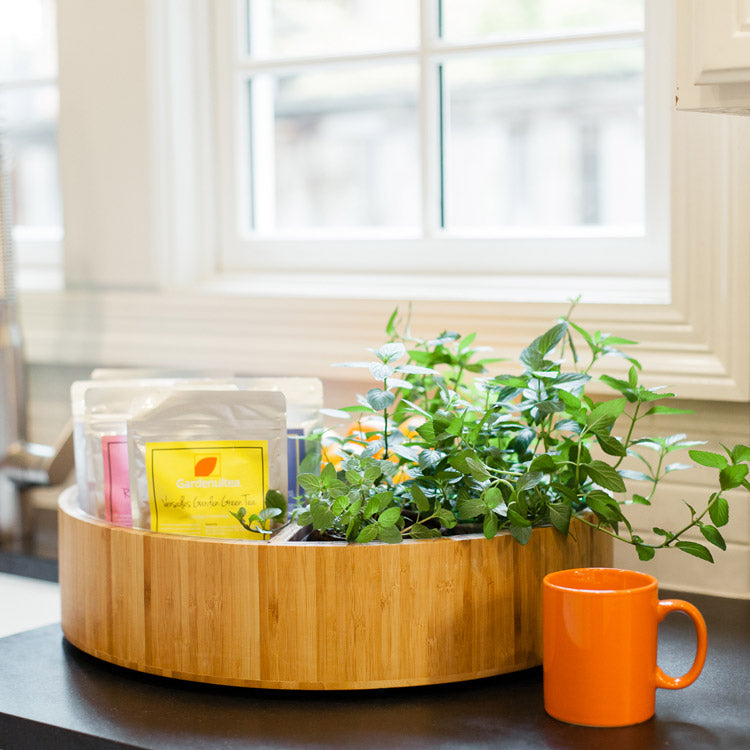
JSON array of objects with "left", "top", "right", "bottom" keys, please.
[{"left": 0, "top": 590, "right": 748, "bottom": 750}]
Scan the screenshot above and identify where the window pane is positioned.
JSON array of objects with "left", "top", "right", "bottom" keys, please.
[
  {"left": 442, "top": 47, "right": 643, "bottom": 230},
  {"left": 250, "top": 65, "right": 421, "bottom": 232},
  {"left": 0, "top": 85, "right": 60, "bottom": 227},
  {"left": 0, "top": 0, "right": 58, "bottom": 81},
  {"left": 247, "top": 0, "right": 419, "bottom": 58},
  {"left": 441, "top": 0, "right": 644, "bottom": 42}
]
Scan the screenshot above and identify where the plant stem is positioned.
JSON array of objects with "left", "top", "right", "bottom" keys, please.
[
  {"left": 613, "top": 400, "right": 641, "bottom": 469},
  {"left": 382, "top": 377, "right": 390, "bottom": 460}
]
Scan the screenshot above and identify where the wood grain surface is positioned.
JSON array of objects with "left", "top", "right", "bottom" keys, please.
[{"left": 58, "top": 487, "right": 612, "bottom": 690}]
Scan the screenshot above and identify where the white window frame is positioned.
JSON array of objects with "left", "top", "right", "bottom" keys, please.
[
  {"left": 16, "top": 0, "right": 750, "bottom": 404},
  {"left": 0, "top": 75, "right": 63, "bottom": 289},
  {"left": 213, "top": 1, "right": 671, "bottom": 286}
]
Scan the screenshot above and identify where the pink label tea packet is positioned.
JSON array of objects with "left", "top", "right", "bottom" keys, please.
[{"left": 102, "top": 436, "right": 132, "bottom": 526}]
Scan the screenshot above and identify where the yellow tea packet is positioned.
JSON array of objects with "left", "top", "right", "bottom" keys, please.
[{"left": 128, "top": 390, "right": 287, "bottom": 539}]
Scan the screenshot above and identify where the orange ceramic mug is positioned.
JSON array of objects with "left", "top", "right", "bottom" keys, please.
[{"left": 543, "top": 567, "right": 707, "bottom": 727}]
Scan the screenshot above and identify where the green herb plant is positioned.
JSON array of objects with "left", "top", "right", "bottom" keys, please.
[
  {"left": 292, "top": 305, "right": 749, "bottom": 562},
  {"left": 230, "top": 489, "right": 287, "bottom": 537}
]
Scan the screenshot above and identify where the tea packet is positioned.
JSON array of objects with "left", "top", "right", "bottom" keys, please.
[
  {"left": 238, "top": 377, "right": 323, "bottom": 505},
  {"left": 72, "top": 376, "right": 231, "bottom": 523},
  {"left": 72, "top": 378, "right": 179, "bottom": 521},
  {"left": 128, "top": 389, "right": 287, "bottom": 539}
]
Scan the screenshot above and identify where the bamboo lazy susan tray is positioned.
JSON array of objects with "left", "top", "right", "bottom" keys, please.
[{"left": 58, "top": 486, "right": 612, "bottom": 690}]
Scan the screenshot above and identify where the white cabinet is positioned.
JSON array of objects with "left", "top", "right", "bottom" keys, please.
[{"left": 676, "top": 0, "right": 750, "bottom": 113}]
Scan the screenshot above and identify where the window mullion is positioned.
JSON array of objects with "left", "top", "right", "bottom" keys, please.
[
  {"left": 420, "top": 0, "right": 442, "bottom": 238},
  {"left": 247, "top": 74, "right": 276, "bottom": 233}
]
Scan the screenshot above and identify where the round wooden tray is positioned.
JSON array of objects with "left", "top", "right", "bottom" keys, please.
[{"left": 58, "top": 486, "right": 612, "bottom": 690}]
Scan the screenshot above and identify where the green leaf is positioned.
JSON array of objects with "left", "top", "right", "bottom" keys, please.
[
  {"left": 675, "top": 541, "right": 714, "bottom": 563},
  {"left": 356, "top": 524, "right": 379, "bottom": 544},
  {"left": 507, "top": 508, "right": 531, "bottom": 527},
  {"left": 637, "top": 388, "right": 672, "bottom": 403},
  {"left": 436, "top": 508, "right": 458, "bottom": 529},
  {"left": 689, "top": 450, "right": 729, "bottom": 469},
  {"left": 520, "top": 322, "right": 567, "bottom": 370},
  {"left": 378, "top": 507, "right": 402, "bottom": 528},
  {"left": 389, "top": 445, "right": 418, "bottom": 464},
  {"left": 385, "top": 307, "right": 399, "bottom": 337},
  {"left": 567, "top": 319, "right": 596, "bottom": 353},
  {"left": 643, "top": 406, "right": 693, "bottom": 417},
  {"left": 377, "top": 524, "right": 403, "bottom": 544},
  {"left": 265, "top": 489, "right": 287, "bottom": 515},
  {"left": 599, "top": 374, "right": 636, "bottom": 401},
  {"left": 409, "top": 523, "right": 441, "bottom": 539},
  {"left": 709, "top": 494, "right": 730, "bottom": 527},
  {"left": 331, "top": 495, "right": 349, "bottom": 516},
  {"left": 458, "top": 331, "right": 477, "bottom": 351},
  {"left": 618, "top": 469, "right": 652, "bottom": 482},
  {"left": 411, "top": 484, "right": 430, "bottom": 513},
  {"left": 345, "top": 469, "right": 364, "bottom": 486},
  {"left": 492, "top": 374, "right": 528, "bottom": 389},
  {"left": 415, "top": 421, "right": 436, "bottom": 443},
  {"left": 396, "top": 364, "right": 438, "bottom": 376},
  {"left": 375, "top": 491, "right": 394, "bottom": 513},
  {"left": 297, "top": 473, "right": 321, "bottom": 493},
  {"left": 720, "top": 463, "right": 748, "bottom": 490},
  {"left": 363, "top": 463, "right": 382, "bottom": 484},
  {"left": 554, "top": 419, "right": 582, "bottom": 434},
  {"left": 364, "top": 494, "right": 380, "bottom": 519},
  {"left": 369, "top": 362, "right": 395, "bottom": 381},
  {"left": 585, "top": 492, "right": 620, "bottom": 522},
  {"left": 419, "top": 449, "right": 445, "bottom": 472},
  {"left": 635, "top": 543, "right": 656, "bottom": 561},
  {"left": 483, "top": 512, "right": 499, "bottom": 539},
  {"left": 376, "top": 342, "right": 406, "bottom": 363},
  {"left": 483, "top": 486, "right": 503, "bottom": 510},
  {"left": 586, "top": 398, "right": 627, "bottom": 432},
  {"left": 549, "top": 502, "right": 571, "bottom": 535},
  {"left": 516, "top": 471, "right": 544, "bottom": 493},
  {"left": 465, "top": 457, "right": 491, "bottom": 481},
  {"left": 311, "top": 504, "right": 335, "bottom": 531},
  {"left": 584, "top": 461, "right": 627, "bottom": 493},
  {"left": 595, "top": 433, "right": 626, "bottom": 457},
  {"left": 731, "top": 444, "right": 750, "bottom": 464},
  {"left": 320, "top": 461, "right": 338, "bottom": 485},
  {"left": 557, "top": 389, "right": 583, "bottom": 413},
  {"left": 632, "top": 494, "right": 651, "bottom": 505},
  {"left": 530, "top": 454, "right": 557, "bottom": 473},
  {"left": 509, "top": 525, "right": 533, "bottom": 545},
  {"left": 602, "top": 335, "right": 638, "bottom": 347},
  {"left": 457, "top": 494, "right": 485, "bottom": 519},
  {"left": 366, "top": 388, "right": 396, "bottom": 411},
  {"left": 700, "top": 524, "right": 726, "bottom": 551}
]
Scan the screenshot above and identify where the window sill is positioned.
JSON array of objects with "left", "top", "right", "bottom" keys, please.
[{"left": 18, "top": 272, "right": 747, "bottom": 402}]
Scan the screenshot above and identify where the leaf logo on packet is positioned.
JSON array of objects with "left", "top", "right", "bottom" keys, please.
[{"left": 195, "top": 455, "right": 219, "bottom": 477}]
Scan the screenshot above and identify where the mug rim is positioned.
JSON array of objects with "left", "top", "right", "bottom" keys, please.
[{"left": 543, "top": 567, "right": 657, "bottom": 594}]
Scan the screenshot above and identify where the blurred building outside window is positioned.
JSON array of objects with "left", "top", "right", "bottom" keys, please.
[{"left": 0, "top": 0, "right": 62, "bottom": 289}]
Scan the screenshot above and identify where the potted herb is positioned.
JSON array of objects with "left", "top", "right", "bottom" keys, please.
[
  {"left": 63, "top": 302, "right": 746, "bottom": 691},
  {"left": 292, "top": 303, "right": 748, "bottom": 564}
]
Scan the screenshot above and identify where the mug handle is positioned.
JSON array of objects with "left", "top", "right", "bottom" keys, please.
[{"left": 654, "top": 599, "right": 708, "bottom": 690}]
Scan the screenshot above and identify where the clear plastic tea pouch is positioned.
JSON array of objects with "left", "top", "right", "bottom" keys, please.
[
  {"left": 238, "top": 377, "right": 323, "bottom": 505},
  {"left": 72, "top": 378, "right": 181, "bottom": 522},
  {"left": 128, "top": 389, "right": 287, "bottom": 539}
]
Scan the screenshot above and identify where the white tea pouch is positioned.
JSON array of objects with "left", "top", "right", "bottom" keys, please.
[{"left": 128, "top": 389, "right": 287, "bottom": 539}]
